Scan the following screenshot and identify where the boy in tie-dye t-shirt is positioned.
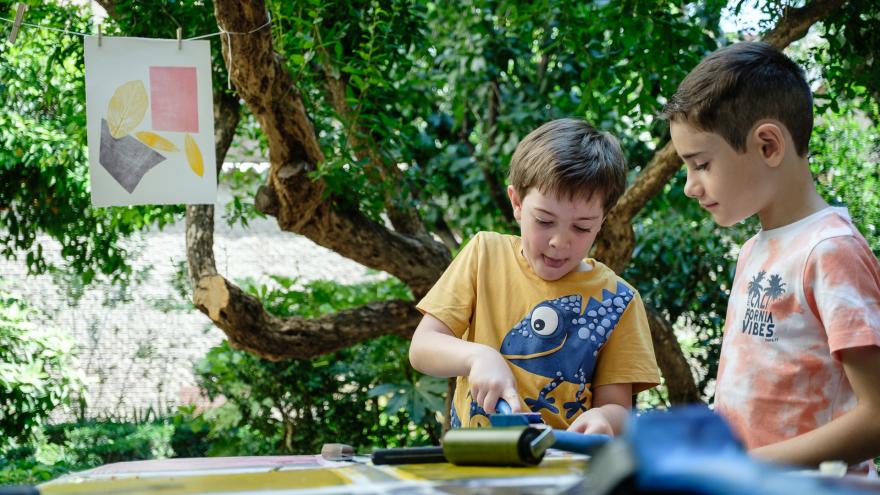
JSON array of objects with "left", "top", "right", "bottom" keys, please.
[{"left": 663, "top": 42, "right": 880, "bottom": 473}]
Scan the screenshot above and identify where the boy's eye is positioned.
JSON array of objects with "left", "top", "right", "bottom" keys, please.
[
  {"left": 535, "top": 218, "right": 552, "bottom": 225},
  {"left": 695, "top": 162, "right": 709, "bottom": 171},
  {"left": 574, "top": 226, "right": 592, "bottom": 233}
]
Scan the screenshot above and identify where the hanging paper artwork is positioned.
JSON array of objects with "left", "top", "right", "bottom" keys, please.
[{"left": 84, "top": 36, "right": 216, "bottom": 206}]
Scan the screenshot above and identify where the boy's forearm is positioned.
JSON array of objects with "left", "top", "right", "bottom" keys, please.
[
  {"left": 751, "top": 402, "right": 880, "bottom": 467},
  {"left": 408, "top": 317, "right": 487, "bottom": 378}
]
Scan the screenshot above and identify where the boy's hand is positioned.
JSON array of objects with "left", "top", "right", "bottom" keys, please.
[
  {"left": 567, "top": 408, "right": 614, "bottom": 436},
  {"left": 468, "top": 346, "right": 521, "bottom": 414}
]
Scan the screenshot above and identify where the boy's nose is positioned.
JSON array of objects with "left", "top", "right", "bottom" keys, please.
[
  {"left": 683, "top": 170, "right": 702, "bottom": 198},
  {"left": 549, "top": 231, "right": 570, "bottom": 249}
]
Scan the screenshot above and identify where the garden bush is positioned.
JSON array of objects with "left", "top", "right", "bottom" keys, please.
[
  {"left": 0, "top": 291, "right": 83, "bottom": 451},
  {"left": 1, "top": 420, "right": 177, "bottom": 485},
  {"left": 191, "top": 276, "right": 445, "bottom": 456}
]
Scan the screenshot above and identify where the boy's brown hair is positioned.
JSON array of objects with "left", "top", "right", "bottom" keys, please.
[
  {"left": 662, "top": 41, "right": 813, "bottom": 157},
  {"left": 508, "top": 118, "right": 627, "bottom": 214}
]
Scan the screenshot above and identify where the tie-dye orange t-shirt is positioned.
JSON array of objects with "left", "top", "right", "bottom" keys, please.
[{"left": 714, "top": 207, "right": 880, "bottom": 471}]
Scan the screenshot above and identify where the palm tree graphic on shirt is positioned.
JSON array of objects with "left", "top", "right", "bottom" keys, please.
[
  {"left": 761, "top": 274, "right": 787, "bottom": 308},
  {"left": 747, "top": 271, "right": 766, "bottom": 308},
  {"left": 747, "top": 271, "right": 786, "bottom": 309}
]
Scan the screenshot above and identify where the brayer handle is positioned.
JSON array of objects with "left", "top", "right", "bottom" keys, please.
[
  {"left": 372, "top": 446, "right": 446, "bottom": 465},
  {"left": 551, "top": 430, "right": 611, "bottom": 455}
]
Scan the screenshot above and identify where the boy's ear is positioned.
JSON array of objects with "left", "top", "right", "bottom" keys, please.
[
  {"left": 507, "top": 185, "right": 523, "bottom": 221},
  {"left": 753, "top": 122, "right": 785, "bottom": 168}
]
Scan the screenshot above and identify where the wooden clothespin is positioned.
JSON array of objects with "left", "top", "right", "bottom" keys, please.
[
  {"left": 7, "top": 3, "right": 27, "bottom": 44},
  {"left": 176, "top": 27, "right": 182, "bottom": 50},
  {"left": 97, "top": 23, "right": 102, "bottom": 46}
]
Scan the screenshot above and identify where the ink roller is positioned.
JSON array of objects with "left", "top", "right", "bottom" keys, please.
[
  {"left": 442, "top": 426, "right": 555, "bottom": 466},
  {"left": 372, "top": 426, "right": 555, "bottom": 466}
]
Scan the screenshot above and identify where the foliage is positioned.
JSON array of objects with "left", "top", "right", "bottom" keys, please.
[
  {"left": 810, "top": 105, "right": 880, "bottom": 256},
  {"left": 0, "top": 419, "right": 181, "bottom": 485},
  {"left": 44, "top": 421, "right": 175, "bottom": 465},
  {"left": 258, "top": 0, "right": 729, "bottom": 239},
  {"left": 0, "top": 2, "right": 183, "bottom": 286},
  {"left": 192, "top": 276, "right": 444, "bottom": 455},
  {"left": 0, "top": 291, "right": 84, "bottom": 451},
  {"left": 818, "top": 0, "right": 880, "bottom": 113},
  {"left": 0, "top": 446, "right": 72, "bottom": 486}
]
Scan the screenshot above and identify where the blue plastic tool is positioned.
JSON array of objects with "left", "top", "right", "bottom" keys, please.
[
  {"left": 490, "top": 399, "right": 611, "bottom": 455},
  {"left": 491, "top": 398, "right": 543, "bottom": 425},
  {"left": 587, "top": 406, "right": 878, "bottom": 495}
]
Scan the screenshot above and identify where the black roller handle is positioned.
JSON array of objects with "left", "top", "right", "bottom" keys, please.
[{"left": 372, "top": 446, "right": 446, "bottom": 465}]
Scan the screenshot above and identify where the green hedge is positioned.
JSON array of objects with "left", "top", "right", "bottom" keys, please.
[
  {"left": 0, "top": 418, "right": 209, "bottom": 485},
  {"left": 0, "top": 291, "right": 84, "bottom": 451}
]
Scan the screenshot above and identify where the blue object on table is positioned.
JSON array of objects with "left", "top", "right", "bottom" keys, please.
[
  {"left": 552, "top": 429, "right": 611, "bottom": 455},
  {"left": 491, "top": 399, "right": 611, "bottom": 455},
  {"left": 0, "top": 487, "right": 39, "bottom": 495},
  {"left": 588, "top": 405, "right": 877, "bottom": 495},
  {"left": 491, "top": 398, "right": 543, "bottom": 425}
]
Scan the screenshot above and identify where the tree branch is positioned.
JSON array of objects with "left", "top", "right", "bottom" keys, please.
[
  {"left": 185, "top": 91, "right": 242, "bottom": 289},
  {"left": 192, "top": 275, "right": 421, "bottom": 361},
  {"left": 184, "top": 0, "right": 452, "bottom": 359},
  {"left": 482, "top": 81, "right": 515, "bottom": 222},
  {"left": 762, "top": 0, "right": 846, "bottom": 48},
  {"left": 213, "top": 0, "right": 450, "bottom": 298},
  {"left": 593, "top": 142, "right": 679, "bottom": 274},
  {"left": 320, "top": 64, "right": 427, "bottom": 236},
  {"left": 188, "top": 135, "right": 423, "bottom": 361},
  {"left": 94, "top": 0, "right": 117, "bottom": 18},
  {"left": 646, "top": 307, "right": 701, "bottom": 404}
]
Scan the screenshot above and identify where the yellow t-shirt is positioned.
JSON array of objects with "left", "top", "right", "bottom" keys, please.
[{"left": 417, "top": 231, "right": 660, "bottom": 429}]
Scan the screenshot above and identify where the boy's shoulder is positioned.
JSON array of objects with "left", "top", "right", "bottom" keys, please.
[
  {"left": 576, "top": 258, "right": 645, "bottom": 301},
  {"left": 472, "top": 230, "right": 516, "bottom": 242},
  {"left": 743, "top": 207, "right": 860, "bottom": 253},
  {"left": 467, "top": 230, "right": 519, "bottom": 252}
]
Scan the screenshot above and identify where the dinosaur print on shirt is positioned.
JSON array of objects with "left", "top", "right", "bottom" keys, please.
[{"left": 457, "top": 282, "right": 634, "bottom": 426}]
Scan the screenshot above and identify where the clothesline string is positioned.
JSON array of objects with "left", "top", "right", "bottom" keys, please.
[
  {"left": 1, "top": 12, "right": 272, "bottom": 89},
  {"left": 0, "top": 16, "right": 90, "bottom": 37},
  {"left": 0, "top": 13, "right": 272, "bottom": 41}
]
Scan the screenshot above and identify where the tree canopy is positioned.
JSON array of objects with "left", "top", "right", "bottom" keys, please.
[{"left": 1, "top": 0, "right": 877, "bottom": 405}]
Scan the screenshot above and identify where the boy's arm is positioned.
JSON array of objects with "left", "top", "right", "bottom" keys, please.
[
  {"left": 751, "top": 345, "right": 880, "bottom": 467},
  {"left": 409, "top": 313, "right": 522, "bottom": 413},
  {"left": 566, "top": 383, "right": 632, "bottom": 436}
]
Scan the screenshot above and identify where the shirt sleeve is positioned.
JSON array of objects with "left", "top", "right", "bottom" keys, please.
[
  {"left": 416, "top": 232, "right": 482, "bottom": 338},
  {"left": 804, "top": 235, "right": 880, "bottom": 359},
  {"left": 592, "top": 288, "right": 661, "bottom": 393}
]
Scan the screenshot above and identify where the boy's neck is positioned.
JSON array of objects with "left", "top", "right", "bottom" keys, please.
[{"left": 757, "top": 158, "right": 829, "bottom": 230}]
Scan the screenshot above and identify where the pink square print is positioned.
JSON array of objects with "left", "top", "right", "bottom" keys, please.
[{"left": 149, "top": 66, "right": 199, "bottom": 133}]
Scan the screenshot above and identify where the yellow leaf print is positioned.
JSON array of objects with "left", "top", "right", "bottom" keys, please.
[
  {"left": 185, "top": 133, "right": 204, "bottom": 177},
  {"left": 106, "top": 80, "right": 148, "bottom": 138},
  {"left": 135, "top": 131, "right": 180, "bottom": 152}
]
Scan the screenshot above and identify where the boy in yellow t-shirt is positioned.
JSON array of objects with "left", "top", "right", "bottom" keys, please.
[{"left": 409, "top": 119, "right": 660, "bottom": 434}]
